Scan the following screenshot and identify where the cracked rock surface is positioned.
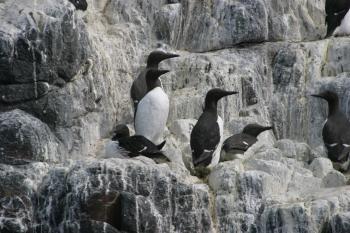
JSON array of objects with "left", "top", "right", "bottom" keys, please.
[{"left": 1, "top": 0, "right": 350, "bottom": 232}]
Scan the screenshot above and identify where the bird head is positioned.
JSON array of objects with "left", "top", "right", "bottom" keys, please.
[
  {"left": 242, "top": 124, "right": 273, "bottom": 137},
  {"left": 147, "top": 51, "right": 179, "bottom": 68},
  {"left": 204, "top": 88, "right": 238, "bottom": 111}
]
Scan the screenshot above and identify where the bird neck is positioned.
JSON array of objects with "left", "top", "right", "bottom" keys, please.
[
  {"left": 328, "top": 100, "right": 339, "bottom": 117},
  {"left": 146, "top": 78, "right": 159, "bottom": 91},
  {"left": 146, "top": 63, "right": 159, "bottom": 69},
  {"left": 204, "top": 101, "right": 218, "bottom": 114}
]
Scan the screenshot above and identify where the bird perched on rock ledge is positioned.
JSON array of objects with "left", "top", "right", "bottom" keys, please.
[
  {"left": 311, "top": 90, "right": 350, "bottom": 169},
  {"left": 190, "top": 88, "right": 238, "bottom": 169},
  {"left": 105, "top": 124, "right": 169, "bottom": 163},
  {"left": 220, "top": 124, "right": 273, "bottom": 162},
  {"left": 134, "top": 69, "right": 171, "bottom": 145}
]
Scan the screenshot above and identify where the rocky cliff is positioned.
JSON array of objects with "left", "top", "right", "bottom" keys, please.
[{"left": 1, "top": 0, "right": 350, "bottom": 232}]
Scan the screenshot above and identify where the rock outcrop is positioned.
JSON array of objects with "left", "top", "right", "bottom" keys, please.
[{"left": 1, "top": 0, "right": 350, "bottom": 232}]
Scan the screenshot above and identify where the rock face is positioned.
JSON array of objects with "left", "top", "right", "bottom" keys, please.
[
  {"left": 0, "top": 109, "right": 61, "bottom": 164},
  {"left": 1, "top": 0, "right": 350, "bottom": 233}
]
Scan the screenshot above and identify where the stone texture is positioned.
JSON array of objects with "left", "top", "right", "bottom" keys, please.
[
  {"left": 0, "top": 109, "right": 60, "bottom": 164},
  {"left": 309, "top": 157, "right": 334, "bottom": 178},
  {"left": 0, "top": 162, "right": 49, "bottom": 233},
  {"left": 0, "top": 82, "right": 50, "bottom": 104},
  {"left": 0, "top": 0, "right": 350, "bottom": 233},
  {"left": 329, "top": 212, "right": 350, "bottom": 233},
  {"left": 322, "top": 170, "right": 347, "bottom": 188},
  {"left": 155, "top": 0, "right": 326, "bottom": 52},
  {"left": 34, "top": 159, "right": 214, "bottom": 233}
]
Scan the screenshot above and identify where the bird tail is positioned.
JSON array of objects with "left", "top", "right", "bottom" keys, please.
[
  {"left": 193, "top": 151, "right": 212, "bottom": 167},
  {"left": 157, "top": 140, "right": 166, "bottom": 150},
  {"left": 339, "top": 147, "right": 350, "bottom": 162}
]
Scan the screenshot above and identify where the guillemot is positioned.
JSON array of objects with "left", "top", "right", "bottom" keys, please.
[
  {"left": 190, "top": 88, "right": 238, "bottom": 168},
  {"left": 134, "top": 69, "right": 170, "bottom": 144},
  {"left": 220, "top": 124, "right": 273, "bottom": 162},
  {"left": 131, "top": 51, "right": 179, "bottom": 114},
  {"left": 105, "top": 124, "right": 169, "bottom": 163},
  {"left": 311, "top": 90, "right": 350, "bottom": 164}
]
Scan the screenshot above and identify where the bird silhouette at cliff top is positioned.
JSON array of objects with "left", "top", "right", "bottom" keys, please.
[
  {"left": 325, "top": 0, "right": 350, "bottom": 37},
  {"left": 311, "top": 90, "right": 350, "bottom": 170},
  {"left": 220, "top": 124, "right": 273, "bottom": 162}
]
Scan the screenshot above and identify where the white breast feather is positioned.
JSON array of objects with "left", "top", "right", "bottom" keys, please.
[
  {"left": 135, "top": 87, "right": 169, "bottom": 144},
  {"left": 104, "top": 140, "right": 128, "bottom": 158},
  {"left": 209, "top": 115, "right": 224, "bottom": 168},
  {"left": 335, "top": 9, "right": 350, "bottom": 36}
]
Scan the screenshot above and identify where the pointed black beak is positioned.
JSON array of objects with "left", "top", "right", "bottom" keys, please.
[
  {"left": 163, "top": 53, "right": 180, "bottom": 60},
  {"left": 264, "top": 126, "right": 273, "bottom": 131},
  {"left": 224, "top": 91, "right": 239, "bottom": 96},
  {"left": 310, "top": 94, "right": 323, "bottom": 99}
]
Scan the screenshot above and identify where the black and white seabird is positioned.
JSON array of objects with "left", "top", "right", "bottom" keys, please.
[
  {"left": 106, "top": 124, "right": 169, "bottom": 162},
  {"left": 220, "top": 124, "right": 273, "bottom": 162},
  {"left": 131, "top": 51, "right": 179, "bottom": 113},
  {"left": 68, "top": 0, "right": 88, "bottom": 11},
  {"left": 134, "top": 69, "right": 170, "bottom": 145},
  {"left": 311, "top": 90, "right": 350, "bottom": 163},
  {"left": 190, "top": 88, "right": 238, "bottom": 168},
  {"left": 325, "top": 0, "right": 350, "bottom": 37}
]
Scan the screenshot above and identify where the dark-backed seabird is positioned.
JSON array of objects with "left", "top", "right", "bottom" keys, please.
[
  {"left": 68, "top": 0, "right": 88, "bottom": 11},
  {"left": 325, "top": 0, "right": 350, "bottom": 37},
  {"left": 220, "top": 124, "right": 273, "bottom": 162},
  {"left": 190, "top": 88, "right": 238, "bottom": 168},
  {"left": 106, "top": 124, "right": 169, "bottom": 162},
  {"left": 134, "top": 69, "right": 170, "bottom": 144},
  {"left": 311, "top": 90, "right": 350, "bottom": 163},
  {"left": 131, "top": 51, "right": 179, "bottom": 113}
]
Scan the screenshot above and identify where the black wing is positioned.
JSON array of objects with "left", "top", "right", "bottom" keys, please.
[
  {"left": 323, "top": 112, "right": 350, "bottom": 162},
  {"left": 131, "top": 70, "right": 147, "bottom": 116},
  {"left": 325, "top": 0, "right": 350, "bottom": 37},
  {"left": 118, "top": 136, "right": 165, "bottom": 158},
  {"left": 222, "top": 134, "right": 257, "bottom": 153},
  {"left": 190, "top": 112, "right": 220, "bottom": 167}
]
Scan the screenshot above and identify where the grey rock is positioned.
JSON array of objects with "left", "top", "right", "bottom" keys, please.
[
  {"left": 309, "top": 157, "right": 333, "bottom": 178},
  {"left": 158, "top": 0, "right": 269, "bottom": 52},
  {"left": 0, "top": 109, "right": 60, "bottom": 164},
  {"left": 34, "top": 159, "right": 214, "bottom": 233},
  {"left": 2, "top": 0, "right": 350, "bottom": 233},
  {"left": 60, "top": 220, "right": 121, "bottom": 233},
  {"left": 156, "top": 0, "right": 325, "bottom": 52},
  {"left": 0, "top": 162, "right": 49, "bottom": 233},
  {"left": 329, "top": 212, "right": 350, "bottom": 233},
  {"left": 275, "top": 139, "right": 312, "bottom": 163},
  {"left": 322, "top": 170, "right": 346, "bottom": 188},
  {"left": 0, "top": 82, "right": 50, "bottom": 104}
]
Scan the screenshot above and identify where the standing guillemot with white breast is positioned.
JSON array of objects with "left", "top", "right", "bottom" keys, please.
[
  {"left": 220, "top": 124, "right": 273, "bottom": 162},
  {"left": 190, "top": 88, "right": 238, "bottom": 169},
  {"left": 325, "top": 0, "right": 350, "bottom": 37},
  {"left": 311, "top": 90, "right": 350, "bottom": 164},
  {"left": 131, "top": 51, "right": 179, "bottom": 114},
  {"left": 134, "top": 69, "right": 171, "bottom": 145},
  {"left": 105, "top": 124, "right": 169, "bottom": 163}
]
